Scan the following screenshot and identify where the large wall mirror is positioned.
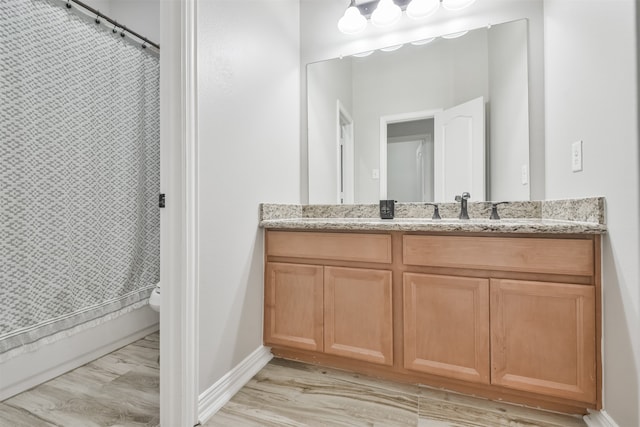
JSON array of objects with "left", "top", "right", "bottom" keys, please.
[{"left": 307, "top": 19, "right": 531, "bottom": 204}]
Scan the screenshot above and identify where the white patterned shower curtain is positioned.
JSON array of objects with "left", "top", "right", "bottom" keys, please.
[{"left": 0, "top": 0, "right": 160, "bottom": 361}]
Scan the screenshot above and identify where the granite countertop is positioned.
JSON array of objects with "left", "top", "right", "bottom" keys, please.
[
  {"left": 260, "top": 217, "right": 606, "bottom": 234},
  {"left": 259, "top": 197, "right": 607, "bottom": 235}
]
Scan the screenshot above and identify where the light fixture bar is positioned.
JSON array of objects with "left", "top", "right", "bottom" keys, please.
[
  {"left": 339, "top": 0, "right": 477, "bottom": 35},
  {"left": 354, "top": 0, "right": 413, "bottom": 18}
]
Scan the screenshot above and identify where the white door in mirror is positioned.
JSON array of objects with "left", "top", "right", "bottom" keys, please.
[{"left": 434, "top": 97, "right": 485, "bottom": 202}]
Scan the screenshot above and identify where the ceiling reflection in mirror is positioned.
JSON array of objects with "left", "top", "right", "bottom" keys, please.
[{"left": 307, "top": 19, "right": 531, "bottom": 204}]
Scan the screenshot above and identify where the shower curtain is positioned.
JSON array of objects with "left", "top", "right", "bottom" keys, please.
[{"left": 0, "top": 0, "right": 160, "bottom": 361}]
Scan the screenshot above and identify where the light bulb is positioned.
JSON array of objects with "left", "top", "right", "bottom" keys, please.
[
  {"left": 371, "top": 0, "right": 402, "bottom": 28},
  {"left": 442, "top": 0, "right": 476, "bottom": 11},
  {"left": 406, "top": 0, "right": 440, "bottom": 20},
  {"left": 338, "top": 6, "right": 367, "bottom": 35}
]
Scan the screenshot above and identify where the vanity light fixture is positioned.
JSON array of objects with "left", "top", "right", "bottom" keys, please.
[
  {"left": 352, "top": 50, "right": 375, "bottom": 57},
  {"left": 410, "top": 37, "right": 436, "bottom": 45},
  {"left": 338, "top": 0, "right": 477, "bottom": 35},
  {"left": 338, "top": 0, "right": 368, "bottom": 34},
  {"left": 406, "top": 0, "right": 440, "bottom": 19},
  {"left": 441, "top": 30, "right": 468, "bottom": 38},
  {"left": 380, "top": 44, "right": 404, "bottom": 52},
  {"left": 371, "top": 0, "right": 402, "bottom": 27},
  {"left": 441, "top": 0, "right": 476, "bottom": 11}
]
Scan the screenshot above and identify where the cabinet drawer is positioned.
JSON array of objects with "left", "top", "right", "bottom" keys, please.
[
  {"left": 403, "top": 235, "right": 594, "bottom": 276},
  {"left": 267, "top": 231, "right": 392, "bottom": 264}
]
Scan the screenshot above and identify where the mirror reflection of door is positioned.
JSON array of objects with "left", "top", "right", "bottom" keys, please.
[
  {"left": 387, "top": 119, "right": 434, "bottom": 202},
  {"left": 338, "top": 101, "right": 354, "bottom": 204},
  {"left": 434, "top": 96, "right": 485, "bottom": 202}
]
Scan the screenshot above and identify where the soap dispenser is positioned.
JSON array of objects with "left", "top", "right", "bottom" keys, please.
[{"left": 379, "top": 200, "right": 397, "bottom": 219}]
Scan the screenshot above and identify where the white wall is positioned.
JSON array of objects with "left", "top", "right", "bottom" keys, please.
[
  {"left": 308, "top": 57, "right": 353, "bottom": 204},
  {"left": 351, "top": 31, "right": 489, "bottom": 202},
  {"left": 82, "top": 0, "right": 160, "bottom": 44},
  {"left": 488, "top": 19, "right": 530, "bottom": 201},
  {"left": 543, "top": 1, "right": 640, "bottom": 426},
  {"left": 300, "top": 0, "right": 546, "bottom": 202},
  {"left": 196, "top": 0, "right": 300, "bottom": 395}
]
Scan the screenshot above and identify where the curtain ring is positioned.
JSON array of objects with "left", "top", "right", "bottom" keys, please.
[
  {"left": 141, "top": 42, "right": 147, "bottom": 49},
  {"left": 112, "top": 24, "right": 118, "bottom": 34},
  {"left": 120, "top": 30, "right": 126, "bottom": 38},
  {"left": 95, "top": 13, "right": 101, "bottom": 24},
  {"left": 66, "top": 0, "right": 71, "bottom": 9}
]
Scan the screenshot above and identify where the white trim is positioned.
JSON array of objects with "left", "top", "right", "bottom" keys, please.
[
  {"left": 337, "top": 100, "right": 354, "bottom": 204},
  {"left": 0, "top": 307, "right": 158, "bottom": 401},
  {"left": 584, "top": 410, "right": 621, "bottom": 427},
  {"left": 159, "top": 0, "right": 199, "bottom": 425},
  {"left": 197, "top": 346, "right": 274, "bottom": 424},
  {"left": 379, "top": 109, "right": 441, "bottom": 199}
]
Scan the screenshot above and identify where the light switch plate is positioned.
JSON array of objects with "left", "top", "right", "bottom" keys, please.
[
  {"left": 521, "top": 164, "right": 529, "bottom": 185},
  {"left": 572, "top": 140, "right": 583, "bottom": 172}
]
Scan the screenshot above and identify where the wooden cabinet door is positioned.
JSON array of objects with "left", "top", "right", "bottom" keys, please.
[
  {"left": 324, "top": 266, "right": 393, "bottom": 365},
  {"left": 490, "top": 279, "right": 596, "bottom": 403},
  {"left": 264, "top": 263, "right": 324, "bottom": 351},
  {"left": 403, "top": 273, "right": 490, "bottom": 384}
]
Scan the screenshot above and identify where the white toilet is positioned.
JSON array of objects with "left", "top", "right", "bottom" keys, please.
[{"left": 149, "top": 285, "right": 160, "bottom": 312}]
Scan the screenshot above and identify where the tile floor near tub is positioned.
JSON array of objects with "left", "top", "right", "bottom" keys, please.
[
  {"left": 1, "top": 336, "right": 587, "bottom": 427},
  {"left": 204, "top": 358, "right": 587, "bottom": 427},
  {"left": 0, "top": 332, "right": 160, "bottom": 427}
]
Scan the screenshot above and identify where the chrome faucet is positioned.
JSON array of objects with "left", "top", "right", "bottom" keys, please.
[
  {"left": 425, "top": 203, "right": 441, "bottom": 220},
  {"left": 455, "top": 192, "right": 471, "bottom": 220}
]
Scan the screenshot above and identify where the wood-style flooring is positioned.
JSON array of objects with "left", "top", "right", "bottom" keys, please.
[
  {"left": 2, "top": 334, "right": 587, "bottom": 427},
  {"left": 205, "top": 358, "right": 587, "bottom": 427},
  {"left": 0, "top": 332, "right": 159, "bottom": 427}
]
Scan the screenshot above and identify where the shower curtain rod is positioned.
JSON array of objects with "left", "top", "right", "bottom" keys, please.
[{"left": 66, "top": 0, "right": 160, "bottom": 50}]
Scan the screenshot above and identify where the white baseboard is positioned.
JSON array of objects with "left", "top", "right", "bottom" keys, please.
[
  {"left": 0, "top": 306, "right": 159, "bottom": 401},
  {"left": 198, "top": 346, "right": 273, "bottom": 424},
  {"left": 584, "top": 410, "right": 621, "bottom": 427}
]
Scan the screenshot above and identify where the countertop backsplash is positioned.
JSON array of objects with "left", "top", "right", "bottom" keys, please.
[{"left": 261, "top": 197, "right": 605, "bottom": 225}]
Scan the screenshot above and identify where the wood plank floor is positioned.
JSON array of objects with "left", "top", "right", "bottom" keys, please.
[
  {"left": 0, "top": 332, "right": 160, "bottom": 427},
  {"left": 204, "top": 358, "right": 587, "bottom": 427},
  {"left": 1, "top": 335, "right": 587, "bottom": 427}
]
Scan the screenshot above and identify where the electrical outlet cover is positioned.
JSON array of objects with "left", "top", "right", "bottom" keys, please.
[{"left": 572, "top": 140, "right": 583, "bottom": 172}]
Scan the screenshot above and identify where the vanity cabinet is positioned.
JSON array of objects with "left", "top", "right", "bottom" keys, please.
[
  {"left": 403, "top": 273, "right": 490, "bottom": 384},
  {"left": 324, "top": 266, "right": 393, "bottom": 365},
  {"left": 264, "top": 231, "right": 394, "bottom": 365},
  {"left": 264, "top": 262, "right": 323, "bottom": 351},
  {"left": 490, "top": 278, "right": 596, "bottom": 403},
  {"left": 264, "top": 229, "right": 601, "bottom": 414}
]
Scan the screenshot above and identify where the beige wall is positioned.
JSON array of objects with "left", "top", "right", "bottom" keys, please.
[
  {"left": 488, "top": 19, "right": 530, "bottom": 201},
  {"left": 196, "top": 0, "right": 301, "bottom": 394},
  {"left": 543, "top": 1, "right": 640, "bottom": 425},
  {"left": 83, "top": 0, "right": 159, "bottom": 44}
]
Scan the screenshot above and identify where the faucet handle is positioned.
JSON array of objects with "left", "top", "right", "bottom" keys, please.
[
  {"left": 425, "top": 203, "right": 441, "bottom": 220},
  {"left": 490, "top": 201, "right": 510, "bottom": 220},
  {"left": 455, "top": 192, "right": 471, "bottom": 202}
]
